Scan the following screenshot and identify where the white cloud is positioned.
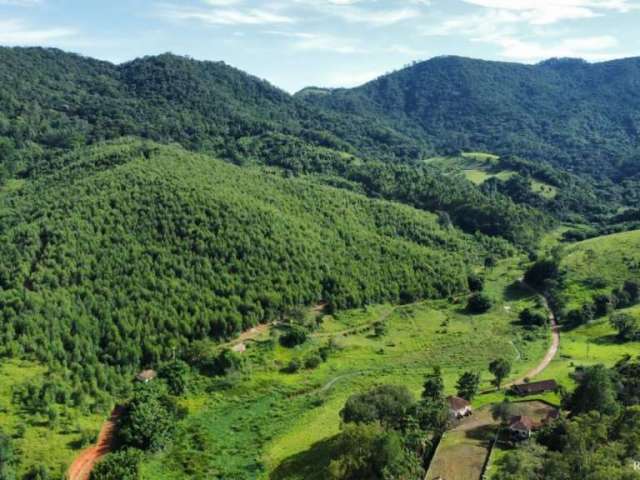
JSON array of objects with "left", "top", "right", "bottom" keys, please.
[
  {"left": 0, "top": 19, "right": 75, "bottom": 45},
  {"left": 160, "top": 5, "right": 296, "bottom": 25},
  {"left": 265, "top": 30, "right": 365, "bottom": 53},
  {"left": 485, "top": 33, "right": 623, "bottom": 60},
  {"left": 461, "top": 0, "right": 638, "bottom": 24},
  {"left": 292, "top": 0, "right": 425, "bottom": 26}
]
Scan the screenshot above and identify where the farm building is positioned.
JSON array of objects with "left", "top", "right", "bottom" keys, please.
[
  {"left": 136, "top": 369, "right": 157, "bottom": 383},
  {"left": 508, "top": 415, "right": 536, "bottom": 440},
  {"left": 512, "top": 379, "right": 558, "bottom": 396},
  {"left": 447, "top": 396, "right": 472, "bottom": 418}
]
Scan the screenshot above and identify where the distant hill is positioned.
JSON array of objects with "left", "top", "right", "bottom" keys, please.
[
  {"left": 0, "top": 47, "right": 550, "bottom": 246},
  {"left": 299, "top": 55, "right": 640, "bottom": 179}
]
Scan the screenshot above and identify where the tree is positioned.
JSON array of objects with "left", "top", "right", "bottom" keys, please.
[
  {"left": 373, "top": 321, "right": 387, "bottom": 337},
  {"left": 118, "top": 383, "right": 181, "bottom": 451},
  {"left": 610, "top": 313, "right": 640, "bottom": 342},
  {"left": 90, "top": 449, "right": 141, "bottom": 480},
  {"left": 279, "top": 325, "right": 308, "bottom": 348},
  {"left": 158, "top": 360, "right": 189, "bottom": 395},
  {"left": 467, "top": 274, "right": 484, "bottom": 292},
  {"left": 327, "top": 423, "right": 423, "bottom": 480},
  {"left": 466, "top": 293, "right": 492, "bottom": 314},
  {"left": 341, "top": 385, "right": 415, "bottom": 430},
  {"left": 0, "top": 429, "right": 15, "bottom": 480},
  {"left": 456, "top": 371, "right": 480, "bottom": 401},
  {"left": 491, "top": 399, "right": 517, "bottom": 424},
  {"left": 623, "top": 280, "right": 639, "bottom": 304},
  {"left": 564, "top": 364, "right": 620, "bottom": 417},
  {"left": 489, "top": 358, "right": 512, "bottom": 389},
  {"left": 519, "top": 308, "right": 547, "bottom": 328},
  {"left": 524, "top": 259, "right": 558, "bottom": 288},
  {"left": 422, "top": 367, "right": 444, "bottom": 402}
]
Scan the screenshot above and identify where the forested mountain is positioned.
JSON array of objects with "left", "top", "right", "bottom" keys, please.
[
  {"left": 0, "top": 47, "right": 549, "bottom": 247},
  {"left": 299, "top": 55, "right": 640, "bottom": 179},
  {"left": 0, "top": 139, "right": 506, "bottom": 399}
]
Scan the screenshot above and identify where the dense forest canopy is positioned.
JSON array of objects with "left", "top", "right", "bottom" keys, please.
[
  {"left": 0, "top": 139, "right": 506, "bottom": 398},
  {"left": 300, "top": 55, "right": 640, "bottom": 180}
]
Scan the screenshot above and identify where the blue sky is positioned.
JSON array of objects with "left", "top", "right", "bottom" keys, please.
[{"left": 1, "top": 0, "right": 639, "bottom": 92}]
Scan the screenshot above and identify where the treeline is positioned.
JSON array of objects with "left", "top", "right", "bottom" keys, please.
[{"left": 0, "top": 140, "right": 503, "bottom": 398}]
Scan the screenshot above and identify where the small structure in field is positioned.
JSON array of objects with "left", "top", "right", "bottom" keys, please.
[
  {"left": 447, "top": 396, "right": 472, "bottom": 419},
  {"left": 136, "top": 369, "right": 157, "bottom": 383},
  {"left": 508, "top": 415, "right": 537, "bottom": 440},
  {"left": 512, "top": 379, "right": 558, "bottom": 396},
  {"left": 232, "top": 342, "right": 247, "bottom": 353}
]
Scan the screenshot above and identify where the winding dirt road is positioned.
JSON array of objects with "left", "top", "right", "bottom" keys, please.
[
  {"left": 506, "top": 281, "right": 560, "bottom": 387},
  {"left": 67, "top": 406, "right": 123, "bottom": 480}
]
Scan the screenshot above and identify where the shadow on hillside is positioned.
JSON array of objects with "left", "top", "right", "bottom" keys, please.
[
  {"left": 464, "top": 424, "right": 496, "bottom": 442},
  {"left": 503, "top": 281, "right": 532, "bottom": 302},
  {"left": 593, "top": 334, "right": 623, "bottom": 345},
  {"left": 270, "top": 435, "right": 339, "bottom": 480}
]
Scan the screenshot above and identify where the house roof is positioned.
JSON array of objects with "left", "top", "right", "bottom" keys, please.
[
  {"left": 447, "top": 395, "right": 470, "bottom": 410},
  {"left": 509, "top": 415, "right": 536, "bottom": 431},
  {"left": 136, "top": 369, "right": 157, "bottom": 381},
  {"left": 513, "top": 379, "right": 558, "bottom": 394}
]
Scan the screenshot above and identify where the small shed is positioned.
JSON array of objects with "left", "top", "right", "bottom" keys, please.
[
  {"left": 447, "top": 396, "right": 472, "bottom": 419},
  {"left": 136, "top": 369, "right": 157, "bottom": 383},
  {"left": 512, "top": 379, "right": 558, "bottom": 396}
]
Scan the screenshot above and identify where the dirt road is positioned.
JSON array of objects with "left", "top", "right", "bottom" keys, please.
[
  {"left": 506, "top": 282, "right": 560, "bottom": 387},
  {"left": 67, "top": 406, "right": 123, "bottom": 480}
]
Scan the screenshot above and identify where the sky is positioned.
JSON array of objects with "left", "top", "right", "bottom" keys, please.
[{"left": 1, "top": 0, "right": 640, "bottom": 92}]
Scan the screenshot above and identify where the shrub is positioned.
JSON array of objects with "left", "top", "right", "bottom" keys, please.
[
  {"left": 467, "top": 293, "right": 492, "bottom": 314},
  {"left": 279, "top": 326, "right": 308, "bottom": 348},
  {"left": 304, "top": 355, "right": 322, "bottom": 370}
]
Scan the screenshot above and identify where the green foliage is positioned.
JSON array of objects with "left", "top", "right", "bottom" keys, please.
[
  {"left": 519, "top": 308, "right": 548, "bottom": 328},
  {"left": 0, "top": 429, "right": 16, "bottom": 480},
  {"left": 467, "top": 293, "right": 493, "bottom": 314},
  {"left": 340, "top": 385, "right": 414, "bottom": 430},
  {"left": 280, "top": 327, "right": 309, "bottom": 348},
  {"left": 564, "top": 364, "right": 620, "bottom": 417},
  {"left": 611, "top": 313, "right": 640, "bottom": 342},
  {"left": 90, "top": 449, "right": 141, "bottom": 480},
  {"left": 0, "top": 140, "right": 495, "bottom": 393},
  {"left": 327, "top": 423, "right": 423, "bottom": 480},
  {"left": 489, "top": 358, "right": 512, "bottom": 389},
  {"left": 302, "top": 56, "right": 640, "bottom": 182},
  {"left": 455, "top": 371, "right": 481, "bottom": 401},
  {"left": 421, "top": 367, "right": 444, "bottom": 402},
  {"left": 524, "top": 259, "right": 558, "bottom": 289},
  {"left": 118, "top": 383, "right": 182, "bottom": 452},
  {"left": 158, "top": 360, "right": 190, "bottom": 396}
]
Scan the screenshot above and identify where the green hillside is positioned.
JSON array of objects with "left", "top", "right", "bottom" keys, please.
[
  {"left": 0, "top": 139, "right": 505, "bottom": 399},
  {"left": 557, "top": 229, "right": 640, "bottom": 309},
  {"left": 300, "top": 56, "right": 640, "bottom": 179}
]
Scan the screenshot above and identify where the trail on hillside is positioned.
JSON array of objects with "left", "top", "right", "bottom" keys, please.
[
  {"left": 506, "top": 281, "right": 560, "bottom": 387},
  {"left": 67, "top": 406, "right": 123, "bottom": 480}
]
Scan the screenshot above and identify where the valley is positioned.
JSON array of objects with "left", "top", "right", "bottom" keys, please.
[{"left": 0, "top": 46, "right": 639, "bottom": 480}]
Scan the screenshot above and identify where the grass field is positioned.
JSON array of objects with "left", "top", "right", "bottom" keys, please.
[
  {"left": 424, "top": 152, "right": 557, "bottom": 198},
  {"left": 558, "top": 229, "right": 640, "bottom": 309},
  {"left": 138, "top": 257, "right": 551, "bottom": 479},
  {"left": 0, "top": 360, "right": 104, "bottom": 478}
]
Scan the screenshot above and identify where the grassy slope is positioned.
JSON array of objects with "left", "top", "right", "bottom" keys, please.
[
  {"left": 0, "top": 361, "right": 104, "bottom": 478},
  {"left": 558, "top": 229, "right": 640, "bottom": 310},
  {"left": 425, "top": 152, "right": 557, "bottom": 199},
  {"left": 139, "top": 257, "right": 550, "bottom": 480}
]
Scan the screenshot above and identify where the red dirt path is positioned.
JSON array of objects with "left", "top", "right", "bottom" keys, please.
[{"left": 67, "top": 406, "right": 123, "bottom": 480}]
